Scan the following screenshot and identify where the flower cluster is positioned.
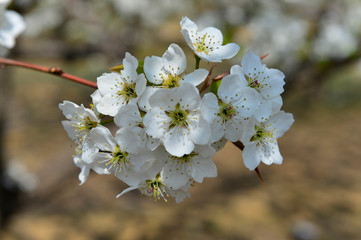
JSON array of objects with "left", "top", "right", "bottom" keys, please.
[
  {"left": 0, "top": 0, "right": 25, "bottom": 56},
  {"left": 60, "top": 16, "right": 294, "bottom": 203}
]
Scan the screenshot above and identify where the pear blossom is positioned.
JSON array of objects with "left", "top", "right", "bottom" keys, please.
[
  {"left": 59, "top": 100, "right": 100, "bottom": 144},
  {"left": 0, "top": 0, "right": 25, "bottom": 55},
  {"left": 58, "top": 16, "right": 295, "bottom": 203},
  {"left": 162, "top": 145, "right": 217, "bottom": 190},
  {"left": 144, "top": 43, "right": 208, "bottom": 88},
  {"left": 241, "top": 111, "right": 294, "bottom": 170},
  {"left": 90, "top": 127, "right": 159, "bottom": 186},
  {"left": 180, "top": 16, "right": 240, "bottom": 62},
  {"left": 232, "top": 50, "right": 286, "bottom": 121},
  {"left": 116, "top": 173, "right": 191, "bottom": 203},
  {"left": 201, "top": 75, "right": 261, "bottom": 142},
  {"left": 143, "top": 83, "right": 210, "bottom": 157},
  {"left": 95, "top": 52, "right": 147, "bottom": 116},
  {"left": 72, "top": 143, "right": 110, "bottom": 185}
]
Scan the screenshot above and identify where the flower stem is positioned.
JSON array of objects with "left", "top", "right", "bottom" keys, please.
[
  {"left": 0, "top": 57, "right": 97, "bottom": 88},
  {"left": 194, "top": 54, "right": 201, "bottom": 69}
]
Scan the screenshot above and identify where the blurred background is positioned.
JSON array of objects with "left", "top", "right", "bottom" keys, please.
[{"left": 1, "top": 0, "right": 361, "bottom": 239}]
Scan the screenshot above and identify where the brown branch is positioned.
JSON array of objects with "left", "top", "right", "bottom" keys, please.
[
  {"left": 199, "top": 65, "right": 216, "bottom": 93},
  {"left": 0, "top": 57, "right": 97, "bottom": 89}
]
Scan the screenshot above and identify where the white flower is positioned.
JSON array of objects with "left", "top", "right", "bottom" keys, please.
[
  {"left": 0, "top": 0, "right": 25, "bottom": 53},
  {"left": 143, "top": 83, "right": 210, "bottom": 157},
  {"left": 114, "top": 102, "right": 160, "bottom": 151},
  {"left": 201, "top": 75, "right": 261, "bottom": 142},
  {"left": 116, "top": 173, "right": 191, "bottom": 203},
  {"left": 180, "top": 16, "right": 240, "bottom": 62},
  {"left": 59, "top": 100, "right": 100, "bottom": 144},
  {"left": 144, "top": 43, "right": 208, "bottom": 88},
  {"left": 90, "top": 126, "right": 158, "bottom": 186},
  {"left": 241, "top": 111, "right": 294, "bottom": 170},
  {"left": 233, "top": 50, "right": 285, "bottom": 121},
  {"left": 162, "top": 145, "right": 217, "bottom": 190},
  {"left": 95, "top": 52, "right": 147, "bottom": 116},
  {"left": 72, "top": 142, "right": 110, "bottom": 185}
]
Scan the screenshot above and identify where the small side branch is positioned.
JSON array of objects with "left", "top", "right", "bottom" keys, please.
[{"left": 0, "top": 58, "right": 97, "bottom": 89}]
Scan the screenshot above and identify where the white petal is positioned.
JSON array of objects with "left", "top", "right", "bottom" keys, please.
[
  {"left": 209, "top": 43, "right": 240, "bottom": 60},
  {"left": 59, "top": 100, "right": 82, "bottom": 120},
  {"left": 224, "top": 118, "right": 242, "bottom": 142},
  {"left": 265, "top": 111, "right": 294, "bottom": 139},
  {"left": 189, "top": 117, "right": 210, "bottom": 145},
  {"left": 199, "top": 27, "right": 223, "bottom": 46},
  {"left": 190, "top": 157, "right": 217, "bottom": 183},
  {"left": 183, "top": 68, "right": 209, "bottom": 86},
  {"left": 261, "top": 141, "right": 282, "bottom": 165},
  {"left": 163, "top": 43, "right": 186, "bottom": 75},
  {"left": 230, "top": 65, "right": 248, "bottom": 87},
  {"left": 147, "top": 136, "right": 160, "bottom": 151},
  {"left": 116, "top": 185, "right": 140, "bottom": 198},
  {"left": 96, "top": 72, "right": 119, "bottom": 96},
  {"left": 218, "top": 74, "right": 244, "bottom": 103},
  {"left": 180, "top": 16, "right": 198, "bottom": 51},
  {"left": 61, "top": 120, "right": 77, "bottom": 141},
  {"left": 115, "top": 128, "right": 144, "bottom": 154},
  {"left": 162, "top": 163, "right": 189, "bottom": 190},
  {"left": 209, "top": 116, "right": 225, "bottom": 143},
  {"left": 232, "top": 87, "right": 261, "bottom": 118},
  {"left": 164, "top": 126, "right": 194, "bottom": 157},
  {"left": 128, "top": 151, "right": 156, "bottom": 172},
  {"left": 135, "top": 73, "right": 147, "bottom": 97},
  {"left": 259, "top": 70, "right": 285, "bottom": 99},
  {"left": 89, "top": 126, "right": 117, "bottom": 151},
  {"left": 138, "top": 86, "right": 158, "bottom": 112},
  {"left": 177, "top": 83, "right": 201, "bottom": 110},
  {"left": 200, "top": 92, "right": 219, "bottom": 123},
  {"left": 242, "top": 142, "right": 261, "bottom": 170},
  {"left": 81, "top": 139, "right": 97, "bottom": 164},
  {"left": 241, "top": 50, "right": 263, "bottom": 77},
  {"left": 144, "top": 55, "right": 164, "bottom": 84},
  {"left": 78, "top": 165, "right": 90, "bottom": 185},
  {"left": 143, "top": 108, "right": 170, "bottom": 138},
  {"left": 148, "top": 88, "right": 177, "bottom": 111},
  {"left": 253, "top": 98, "right": 273, "bottom": 122},
  {"left": 96, "top": 94, "right": 125, "bottom": 116},
  {"left": 121, "top": 52, "right": 138, "bottom": 80},
  {"left": 114, "top": 103, "right": 141, "bottom": 128},
  {"left": 90, "top": 90, "right": 101, "bottom": 106}
]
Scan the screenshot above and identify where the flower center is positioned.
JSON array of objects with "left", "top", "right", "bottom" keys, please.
[
  {"left": 162, "top": 74, "right": 181, "bottom": 89},
  {"left": 245, "top": 73, "right": 267, "bottom": 92},
  {"left": 140, "top": 174, "right": 169, "bottom": 202},
  {"left": 250, "top": 125, "right": 274, "bottom": 143},
  {"left": 117, "top": 83, "right": 137, "bottom": 102},
  {"left": 193, "top": 33, "right": 217, "bottom": 55},
  {"left": 167, "top": 104, "right": 189, "bottom": 128},
  {"left": 107, "top": 145, "right": 129, "bottom": 170},
  {"left": 218, "top": 102, "right": 236, "bottom": 122},
  {"left": 84, "top": 116, "right": 98, "bottom": 130}
]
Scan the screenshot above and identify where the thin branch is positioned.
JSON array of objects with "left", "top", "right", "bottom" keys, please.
[
  {"left": 0, "top": 57, "right": 97, "bottom": 89},
  {"left": 199, "top": 65, "right": 216, "bottom": 93}
]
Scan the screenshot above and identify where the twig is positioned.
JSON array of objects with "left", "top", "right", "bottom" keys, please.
[{"left": 0, "top": 57, "right": 97, "bottom": 89}]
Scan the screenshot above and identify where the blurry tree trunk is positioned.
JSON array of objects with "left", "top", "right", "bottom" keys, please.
[{"left": 0, "top": 68, "right": 21, "bottom": 228}]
